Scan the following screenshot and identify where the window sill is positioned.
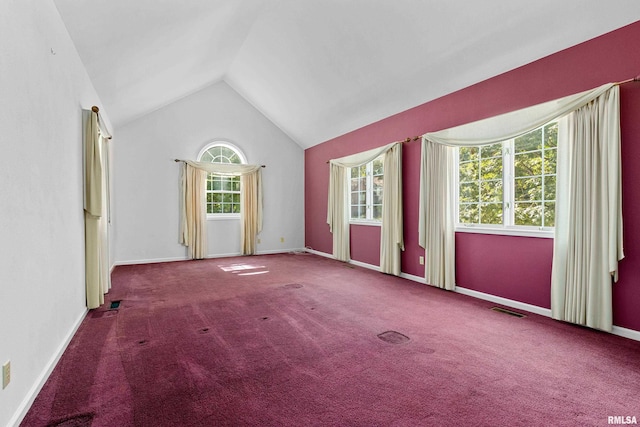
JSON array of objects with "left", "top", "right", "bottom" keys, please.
[
  {"left": 455, "top": 225, "right": 553, "bottom": 239},
  {"left": 350, "top": 220, "right": 382, "bottom": 227},
  {"left": 207, "top": 214, "right": 240, "bottom": 221}
]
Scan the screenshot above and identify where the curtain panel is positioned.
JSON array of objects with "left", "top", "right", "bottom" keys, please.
[
  {"left": 178, "top": 160, "right": 263, "bottom": 259},
  {"left": 84, "top": 110, "right": 111, "bottom": 309},
  {"left": 327, "top": 142, "right": 404, "bottom": 275},
  {"left": 551, "top": 86, "right": 623, "bottom": 332},
  {"left": 418, "top": 83, "right": 623, "bottom": 331}
]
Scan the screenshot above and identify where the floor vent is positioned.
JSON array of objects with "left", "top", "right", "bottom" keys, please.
[
  {"left": 377, "top": 331, "right": 410, "bottom": 344},
  {"left": 283, "top": 283, "right": 303, "bottom": 289},
  {"left": 110, "top": 300, "right": 121, "bottom": 310},
  {"left": 491, "top": 307, "right": 526, "bottom": 318}
]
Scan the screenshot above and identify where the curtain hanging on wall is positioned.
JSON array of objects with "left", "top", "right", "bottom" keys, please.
[
  {"left": 84, "top": 110, "right": 111, "bottom": 309},
  {"left": 327, "top": 142, "right": 404, "bottom": 275},
  {"left": 418, "top": 83, "right": 623, "bottom": 331},
  {"left": 178, "top": 161, "right": 263, "bottom": 259},
  {"left": 551, "top": 86, "right": 623, "bottom": 332}
]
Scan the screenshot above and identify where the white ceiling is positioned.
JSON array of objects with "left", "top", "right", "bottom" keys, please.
[{"left": 53, "top": 0, "right": 640, "bottom": 148}]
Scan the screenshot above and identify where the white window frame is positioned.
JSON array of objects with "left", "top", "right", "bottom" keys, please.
[
  {"left": 455, "top": 124, "right": 557, "bottom": 239},
  {"left": 197, "top": 141, "right": 247, "bottom": 221},
  {"left": 349, "top": 157, "right": 383, "bottom": 226}
]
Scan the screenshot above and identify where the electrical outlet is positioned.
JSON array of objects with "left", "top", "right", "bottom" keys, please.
[
  {"left": 2, "top": 360, "right": 10, "bottom": 389},
  {"left": 419, "top": 256, "right": 424, "bottom": 265},
  {"left": 280, "top": 237, "right": 285, "bottom": 243}
]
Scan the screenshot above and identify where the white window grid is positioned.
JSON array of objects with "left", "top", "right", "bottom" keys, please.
[
  {"left": 197, "top": 142, "right": 246, "bottom": 218},
  {"left": 349, "top": 157, "right": 383, "bottom": 223},
  {"left": 456, "top": 123, "right": 557, "bottom": 236}
]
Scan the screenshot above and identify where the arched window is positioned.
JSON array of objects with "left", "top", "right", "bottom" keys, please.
[{"left": 197, "top": 141, "right": 247, "bottom": 216}]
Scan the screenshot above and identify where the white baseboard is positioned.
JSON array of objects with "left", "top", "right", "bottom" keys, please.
[
  {"left": 302, "top": 248, "right": 639, "bottom": 342},
  {"left": 612, "top": 325, "right": 640, "bottom": 341},
  {"left": 10, "top": 308, "right": 88, "bottom": 427},
  {"left": 114, "top": 249, "right": 308, "bottom": 267}
]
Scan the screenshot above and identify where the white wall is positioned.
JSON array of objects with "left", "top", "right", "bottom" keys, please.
[
  {"left": 0, "top": 2, "right": 111, "bottom": 426},
  {"left": 113, "top": 81, "right": 304, "bottom": 264}
]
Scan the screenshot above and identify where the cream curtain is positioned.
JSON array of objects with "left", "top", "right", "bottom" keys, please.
[
  {"left": 84, "top": 110, "right": 110, "bottom": 309},
  {"left": 241, "top": 170, "right": 263, "bottom": 255},
  {"left": 327, "top": 142, "right": 403, "bottom": 274},
  {"left": 418, "top": 139, "right": 455, "bottom": 289},
  {"left": 551, "top": 86, "right": 623, "bottom": 332},
  {"left": 178, "top": 160, "right": 263, "bottom": 258},
  {"left": 419, "top": 83, "right": 623, "bottom": 329},
  {"left": 380, "top": 142, "right": 404, "bottom": 275}
]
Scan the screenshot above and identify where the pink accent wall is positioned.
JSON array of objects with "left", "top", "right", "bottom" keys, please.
[{"left": 305, "top": 21, "right": 640, "bottom": 331}]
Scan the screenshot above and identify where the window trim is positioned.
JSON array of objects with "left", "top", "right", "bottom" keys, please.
[
  {"left": 197, "top": 140, "right": 246, "bottom": 220},
  {"left": 454, "top": 123, "right": 557, "bottom": 239}
]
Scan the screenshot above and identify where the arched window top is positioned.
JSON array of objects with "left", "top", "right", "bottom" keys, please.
[{"left": 197, "top": 141, "right": 247, "bottom": 165}]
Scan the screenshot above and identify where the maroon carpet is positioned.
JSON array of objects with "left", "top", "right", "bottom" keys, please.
[{"left": 21, "top": 253, "right": 640, "bottom": 426}]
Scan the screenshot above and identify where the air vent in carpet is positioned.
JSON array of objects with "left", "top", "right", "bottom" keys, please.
[
  {"left": 377, "top": 331, "right": 410, "bottom": 344},
  {"left": 491, "top": 307, "right": 526, "bottom": 318},
  {"left": 110, "top": 300, "right": 121, "bottom": 309},
  {"left": 47, "top": 412, "right": 94, "bottom": 427},
  {"left": 283, "top": 283, "right": 303, "bottom": 289}
]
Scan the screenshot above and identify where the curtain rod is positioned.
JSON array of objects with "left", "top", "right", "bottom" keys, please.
[
  {"left": 91, "top": 106, "right": 113, "bottom": 140},
  {"left": 615, "top": 74, "right": 640, "bottom": 85},
  {"left": 174, "top": 159, "right": 266, "bottom": 168},
  {"left": 325, "top": 136, "right": 420, "bottom": 163}
]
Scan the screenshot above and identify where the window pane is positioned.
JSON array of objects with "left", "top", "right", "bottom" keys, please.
[
  {"left": 350, "top": 192, "right": 359, "bottom": 204},
  {"left": 212, "top": 203, "right": 221, "bottom": 213},
  {"left": 207, "top": 203, "right": 213, "bottom": 214},
  {"left": 358, "top": 177, "right": 367, "bottom": 191},
  {"left": 351, "top": 206, "right": 359, "bottom": 219},
  {"left": 514, "top": 151, "right": 542, "bottom": 176},
  {"left": 544, "top": 148, "right": 557, "bottom": 175},
  {"left": 232, "top": 204, "right": 240, "bottom": 213},
  {"left": 544, "top": 123, "right": 558, "bottom": 149},
  {"left": 459, "top": 146, "right": 479, "bottom": 163},
  {"left": 460, "top": 182, "right": 479, "bottom": 203},
  {"left": 373, "top": 158, "right": 383, "bottom": 175},
  {"left": 514, "top": 202, "right": 543, "bottom": 226},
  {"left": 515, "top": 128, "right": 542, "bottom": 153},
  {"left": 480, "top": 203, "right": 502, "bottom": 225},
  {"left": 223, "top": 193, "right": 232, "bottom": 203},
  {"left": 222, "top": 204, "right": 232, "bottom": 213},
  {"left": 232, "top": 193, "right": 240, "bottom": 203},
  {"left": 544, "top": 175, "right": 556, "bottom": 200},
  {"left": 459, "top": 161, "right": 478, "bottom": 183},
  {"left": 481, "top": 143, "right": 502, "bottom": 158},
  {"left": 372, "top": 205, "right": 382, "bottom": 220},
  {"left": 357, "top": 206, "right": 366, "bottom": 219},
  {"left": 350, "top": 178, "right": 359, "bottom": 192},
  {"left": 206, "top": 193, "right": 213, "bottom": 203},
  {"left": 350, "top": 167, "right": 358, "bottom": 179},
  {"left": 544, "top": 202, "right": 555, "bottom": 227},
  {"left": 212, "top": 193, "right": 222, "bottom": 203},
  {"left": 480, "top": 180, "right": 502, "bottom": 203},
  {"left": 212, "top": 179, "right": 222, "bottom": 191},
  {"left": 459, "top": 203, "right": 479, "bottom": 224},
  {"left": 480, "top": 156, "right": 502, "bottom": 180},
  {"left": 515, "top": 177, "right": 542, "bottom": 201},
  {"left": 373, "top": 189, "right": 383, "bottom": 205}
]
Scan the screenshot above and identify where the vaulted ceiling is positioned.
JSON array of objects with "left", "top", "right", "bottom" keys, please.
[{"left": 53, "top": 0, "right": 640, "bottom": 148}]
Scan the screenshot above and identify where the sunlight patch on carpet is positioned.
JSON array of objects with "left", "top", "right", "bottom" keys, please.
[{"left": 377, "top": 331, "right": 410, "bottom": 344}]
